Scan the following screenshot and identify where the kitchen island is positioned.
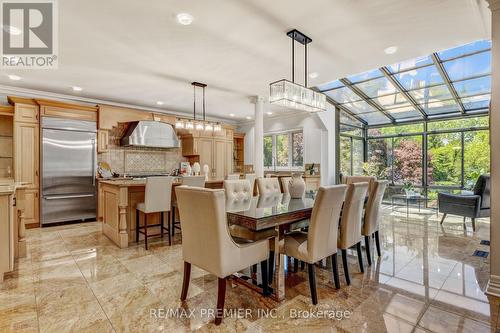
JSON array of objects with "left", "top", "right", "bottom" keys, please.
[{"left": 99, "top": 178, "right": 224, "bottom": 248}]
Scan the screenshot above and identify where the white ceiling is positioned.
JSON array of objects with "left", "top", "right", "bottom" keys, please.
[{"left": 0, "top": 0, "right": 491, "bottom": 121}]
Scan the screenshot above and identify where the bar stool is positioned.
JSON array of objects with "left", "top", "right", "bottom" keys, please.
[{"left": 136, "top": 176, "right": 173, "bottom": 249}]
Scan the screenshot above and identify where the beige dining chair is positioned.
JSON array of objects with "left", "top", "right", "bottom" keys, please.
[
  {"left": 226, "top": 173, "right": 241, "bottom": 180},
  {"left": 280, "top": 177, "right": 292, "bottom": 194},
  {"left": 176, "top": 186, "right": 269, "bottom": 325},
  {"left": 135, "top": 176, "right": 174, "bottom": 249},
  {"left": 362, "top": 180, "right": 388, "bottom": 265},
  {"left": 181, "top": 175, "right": 206, "bottom": 187},
  {"left": 280, "top": 185, "right": 347, "bottom": 304},
  {"left": 257, "top": 177, "right": 281, "bottom": 195},
  {"left": 343, "top": 175, "right": 376, "bottom": 198},
  {"left": 245, "top": 173, "right": 257, "bottom": 195},
  {"left": 337, "top": 182, "right": 369, "bottom": 285}
]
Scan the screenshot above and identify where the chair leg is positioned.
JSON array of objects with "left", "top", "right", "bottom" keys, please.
[
  {"left": 341, "top": 249, "right": 350, "bottom": 285},
  {"left": 144, "top": 214, "right": 148, "bottom": 250},
  {"left": 168, "top": 212, "right": 172, "bottom": 246},
  {"left": 472, "top": 218, "right": 476, "bottom": 232},
  {"left": 251, "top": 264, "right": 258, "bottom": 285},
  {"left": 307, "top": 263, "right": 318, "bottom": 305},
  {"left": 160, "top": 212, "right": 164, "bottom": 238},
  {"left": 215, "top": 278, "right": 227, "bottom": 325},
  {"left": 440, "top": 213, "right": 447, "bottom": 225},
  {"left": 180, "top": 261, "right": 191, "bottom": 301},
  {"left": 260, "top": 260, "right": 269, "bottom": 296},
  {"left": 171, "top": 208, "right": 176, "bottom": 237},
  {"left": 365, "top": 235, "right": 372, "bottom": 266},
  {"left": 293, "top": 258, "right": 298, "bottom": 273},
  {"left": 375, "top": 230, "right": 381, "bottom": 257},
  {"left": 356, "top": 242, "right": 364, "bottom": 273},
  {"left": 268, "top": 250, "right": 275, "bottom": 284},
  {"left": 301, "top": 261, "right": 305, "bottom": 271},
  {"left": 331, "top": 254, "right": 340, "bottom": 289},
  {"left": 135, "top": 210, "right": 140, "bottom": 242}
]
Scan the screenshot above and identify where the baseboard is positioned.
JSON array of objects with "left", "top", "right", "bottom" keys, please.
[{"left": 486, "top": 274, "right": 500, "bottom": 297}]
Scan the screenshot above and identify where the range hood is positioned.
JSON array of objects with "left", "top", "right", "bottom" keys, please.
[{"left": 120, "top": 121, "right": 180, "bottom": 148}]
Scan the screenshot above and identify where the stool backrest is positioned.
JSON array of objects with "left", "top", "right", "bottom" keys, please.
[
  {"left": 144, "top": 176, "right": 174, "bottom": 213},
  {"left": 182, "top": 175, "right": 206, "bottom": 187}
]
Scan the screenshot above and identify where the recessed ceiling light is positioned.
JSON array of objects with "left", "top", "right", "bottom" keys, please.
[
  {"left": 72, "top": 86, "right": 83, "bottom": 92},
  {"left": 176, "top": 13, "right": 194, "bottom": 25},
  {"left": 308, "top": 72, "right": 319, "bottom": 79},
  {"left": 245, "top": 116, "right": 252, "bottom": 120},
  {"left": 229, "top": 113, "right": 235, "bottom": 117},
  {"left": 7, "top": 74, "right": 21, "bottom": 81},
  {"left": 384, "top": 46, "right": 398, "bottom": 55},
  {"left": 156, "top": 101, "right": 164, "bottom": 105},
  {"left": 2, "top": 25, "right": 21, "bottom": 35},
  {"left": 267, "top": 112, "right": 273, "bottom": 115}
]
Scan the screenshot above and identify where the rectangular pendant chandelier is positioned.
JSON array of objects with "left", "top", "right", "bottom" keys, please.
[{"left": 269, "top": 29, "right": 326, "bottom": 113}]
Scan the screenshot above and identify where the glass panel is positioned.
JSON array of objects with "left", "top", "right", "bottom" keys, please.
[
  {"left": 353, "top": 139, "right": 364, "bottom": 176},
  {"left": 427, "top": 116, "right": 488, "bottom": 131},
  {"left": 340, "top": 111, "right": 364, "bottom": 127},
  {"left": 419, "top": 99, "right": 459, "bottom": 115},
  {"left": 340, "top": 124, "right": 363, "bottom": 137},
  {"left": 427, "top": 133, "right": 462, "bottom": 186},
  {"left": 453, "top": 76, "right": 491, "bottom": 97},
  {"left": 318, "top": 80, "right": 343, "bottom": 92},
  {"left": 357, "top": 112, "right": 391, "bottom": 124},
  {"left": 367, "top": 138, "right": 392, "bottom": 180},
  {"left": 276, "top": 134, "right": 289, "bottom": 167},
  {"left": 394, "top": 65, "right": 443, "bottom": 90},
  {"left": 368, "top": 123, "right": 424, "bottom": 137},
  {"left": 408, "top": 84, "right": 453, "bottom": 103},
  {"left": 463, "top": 130, "right": 490, "bottom": 189},
  {"left": 438, "top": 40, "right": 491, "bottom": 61},
  {"left": 393, "top": 136, "right": 423, "bottom": 185},
  {"left": 291, "top": 131, "right": 304, "bottom": 167},
  {"left": 388, "top": 56, "right": 433, "bottom": 73},
  {"left": 340, "top": 137, "right": 352, "bottom": 176},
  {"left": 342, "top": 100, "right": 377, "bottom": 114},
  {"left": 461, "top": 94, "right": 490, "bottom": 111},
  {"left": 264, "top": 136, "right": 273, "bottom": 167},
  {"left": 373, "top": 93, "right": 411, "bottom": 109},
  {"left": 347, "top": 69, "right": 382, "bottom": 83},
  {"left": 354, "top": 77, "right": 397, "bottom": 97},
  {"left": 443, "top": 51, "right": 491, "bottom": 81},
  {"left": 386, "top": 106, "right": 422, "bottom": 120},
  {"left": 324, "top": 86, "right": 361, "bottom": 103}
]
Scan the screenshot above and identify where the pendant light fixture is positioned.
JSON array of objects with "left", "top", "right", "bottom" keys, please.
[
  {"left": 175, "top": 82, "right": 222, "bottom": 132},
  {"left": 269, "top": 29, "right": 326, "bottom": 112}
]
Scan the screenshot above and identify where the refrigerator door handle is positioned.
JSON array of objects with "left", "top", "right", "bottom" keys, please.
[
  {"left": 91, "top": 138, "right": 96, "bottom": 186},
  {"left": 43, "top": 194, "right": 95, "bottom": 200}
]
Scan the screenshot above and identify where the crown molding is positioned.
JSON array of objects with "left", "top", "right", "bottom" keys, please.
[
  {"left": 0, "top": 84, "right": 237, "bottom": 124},
  {"left": 488, "top": 0, "right": 500, "bottom": 11}
]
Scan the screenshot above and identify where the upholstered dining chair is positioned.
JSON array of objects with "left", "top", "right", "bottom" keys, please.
[
  {"left": 181, "top": 175, "right": 206, "bottom": 187},
  {"left": 337, "top": 182, "right": 369, "bottom": 285},
  {"left": 280, "top": 185, "right": 347, "bottom": 304},
  {"left": 226, "top": 173, "right": 241, "bottom": 180},
  {"left": 343, "top": 175, "right": 376, "bottom": 199},
  {"left": 280, "top": 177, "right": 292, "bottom": 194},
  {"left": 135, "top": 176, "right": 174, "bottom": 249},
  {"left": 257, "top": 177, "right": 281, "bottom": 195},
  {"left": 245, "top": 173, "right": 257, "bottom": 195},
  {"left": 362, "top": 180, "right": 388, "bottom": 265},
  {"left": 176, "top": 186, "right": 269, "bottom": 325}
]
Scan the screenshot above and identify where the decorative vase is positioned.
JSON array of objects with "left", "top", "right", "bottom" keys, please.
[
  {"left": 185, "top": 164, "right": 192, "bottom": 176},
  {"left": 192, "top": 162, "right": 201, "bottom": 175},
  {"left": 203, "top": 164, "right": 210, "bottom": 180},
  {"left": 289, "top": 173, "right": 305, "bottom": 198}
]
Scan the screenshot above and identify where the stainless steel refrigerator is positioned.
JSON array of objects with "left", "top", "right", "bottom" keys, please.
[{"left": 41, "top": 117, "right": 97, "bottom": 225}]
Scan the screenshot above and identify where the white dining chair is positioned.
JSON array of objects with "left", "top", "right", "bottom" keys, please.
[
  {"left": 337, "top": 182, "right": 369, "bottom": 285},
  {"left": 280, "top": 177, "right": 292, "bottom": 194},
  {"left": 280, "top": 185, "right": 347, "bottom": 304},
  {"left": 362, "top": 180, "right": 388, "bottom": 265},
  {"left": 226, "top": 173, "right": 241, "bottom": 180},
  {"left": 257, "top": 177, "right": 281, "bottom": 195},
  {"left": 135, "top": 176, "right": 174, "bottom": 249},
  {"left": 181, "top": 175, "right": 206, "bottom": 187},
  {"left": 176, "top": 186, "right": 269, "bottom": 325}
]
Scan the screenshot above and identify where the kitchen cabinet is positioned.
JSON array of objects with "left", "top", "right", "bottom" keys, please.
[
  {"left": 37, "top": 99, "right": 98, "bottom": 122},
  {"left": 0, "top": 192, "right": 14, "bottom": 282},
  {"left": 225, "top": 141, "right": 233, "bottom": 175},
  {"left": 22, "top": 188, "right": 39, "bottom": 227},
  {"left": 213, "top": 139, "right": 226, "bottom": 179},
  {"left": 97, "top": 129, "right": 109, "bottom": 153},
  {"left": 198, "top": 138, "right": 214, "bottom": 172},
  {"left": 14, "top": 122, "right": 39, "bottom": 188},
  {"left": 13, "top": 103, "right": 39, "bottom": 123}
]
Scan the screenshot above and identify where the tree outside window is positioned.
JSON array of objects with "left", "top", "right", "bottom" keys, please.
[{"left": 264, "top": 130, "right": 304, "bottom": 169}]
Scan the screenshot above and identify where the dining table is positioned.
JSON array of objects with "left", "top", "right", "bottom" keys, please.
[{"left": 225, "top": 192, "right": 316, "bottom": 301}]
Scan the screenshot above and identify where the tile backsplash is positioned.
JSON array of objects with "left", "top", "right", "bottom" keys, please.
[{"left": 97, "top": 122, "right": 186, "bottom": 175}]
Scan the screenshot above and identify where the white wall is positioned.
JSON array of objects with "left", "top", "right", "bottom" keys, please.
[{"left": 237, "top": 104, "right": 337, "bottom": 185}]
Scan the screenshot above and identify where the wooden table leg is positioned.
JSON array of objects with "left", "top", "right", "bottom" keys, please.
[{"left": 272, "top": 225, "right": 286, "bottom": 301}]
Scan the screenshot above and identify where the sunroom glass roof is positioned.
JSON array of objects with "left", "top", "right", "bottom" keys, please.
[{"left": 319, "top": 40, "right": 491, "bottom": 126}]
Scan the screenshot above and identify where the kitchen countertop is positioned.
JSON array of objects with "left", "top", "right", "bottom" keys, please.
[
  {"left": 99, "top": 178, "right": 225, "bottom": 187},
  {"left": 0, "top": 180, "right": 29, "bottom": 195}
]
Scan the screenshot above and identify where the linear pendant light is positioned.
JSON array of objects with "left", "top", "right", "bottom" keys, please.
[
  {"left": 269, "top": 29, "right": 326, "bottom": 112},
  {"left": 176, "top": 82, "right": 221, "bottom": 132}
]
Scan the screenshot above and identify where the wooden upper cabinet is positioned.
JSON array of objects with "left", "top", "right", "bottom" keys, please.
[
  {"left": 198, "top": 138, "right": 214, "bottom": 172},
  {"left": 213, "top": 139, "right": 226, "bottom": 180},
  {"left": 14, "top": 122, "right": 39, "bottom": 188},
  {"left": 97, "top": 130, "right": 109, "bottom": 153},
  {"left": 36, "top": 99, "right": 97, "bottom": 122},
  {"left": 14, "top": 104, "right": 39, "bottom": 124}
]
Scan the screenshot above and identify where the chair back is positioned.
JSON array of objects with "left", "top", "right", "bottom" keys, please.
[
  {"left": 245, "top": 173, "right": 256, "bottom": 191},
  {"left": 226, "top": 174, "right": 240, "bottom": 180},
  {"left": 224, "top": 179, "right": 252, "bottom": 203},
  {"left": 343, "top": 176, "right": 376, "bottom": 197},
  {"left": 181, "top": 175, "right": 206, "bottom": 187},
  {"left": 175, "top": 186, "right": 236, "bottom": 278},
  {"left": 144, "top": 176, "right": 174, "bottom": 213},
  {"left": 307, "top": 185, "right": 347, "bottom": 262},
  {"left": 280, "top": 177, "right": 292, "bottom": 194},
  {"left": 338, "top": 182, "right": 369, "bottom": 249},
  {"left": 362, "top": 180, "right": 388, "bottom": 236},
  {"left": 473, "top": 174, "right": 490, "bottom": 209},
  {"left": 257, "top": 177, "right": 281, "bottom": 195}
]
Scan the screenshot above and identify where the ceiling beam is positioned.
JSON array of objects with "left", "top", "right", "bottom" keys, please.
[
  {"left": 339, "top": 78, "right": 396, "bottom": 124},
  {"left": 379, "top": 67, "right": 428, "bottom": 120},
  {"left": 431, "top": 53, "right": 466, "bottom": 114}
]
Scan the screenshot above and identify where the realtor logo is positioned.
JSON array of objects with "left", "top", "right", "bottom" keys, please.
[{"left": 1, "top": 0, "right": 58, "bottom": 68}]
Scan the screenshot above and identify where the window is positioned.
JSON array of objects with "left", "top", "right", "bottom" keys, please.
[{"left": 264, "top": 130, "right": 304, "bottom": 169}]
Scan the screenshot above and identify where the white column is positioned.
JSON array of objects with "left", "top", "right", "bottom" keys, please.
[
  {"left": 487, "top": 0, "right": 500, "bottom": 297},
  {"left": 252, "top": 96, "right": 265, "bottom": 178}
]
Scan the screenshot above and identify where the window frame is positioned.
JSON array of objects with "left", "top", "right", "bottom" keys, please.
[{"left": 264, "top": 129, "right": 305, "bottom": 171}]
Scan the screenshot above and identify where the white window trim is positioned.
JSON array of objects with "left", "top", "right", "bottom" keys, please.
[{"left": 264, "top": 128, "right": 305, "bottom": 171}]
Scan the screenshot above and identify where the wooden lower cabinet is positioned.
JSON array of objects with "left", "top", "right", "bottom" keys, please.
[
  {"left": 0, "top": 193, "right": 14, "bottom": 281},
  {"left": 14, "top": 122, "right": 39, "bottom": 188},
  {"left": 23, "top": 189, "right": 39, "bottom": 228}
]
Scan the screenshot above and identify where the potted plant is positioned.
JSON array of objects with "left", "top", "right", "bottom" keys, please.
[{"left": 402, "top": 181, "right": 415, "bottom": 197}]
